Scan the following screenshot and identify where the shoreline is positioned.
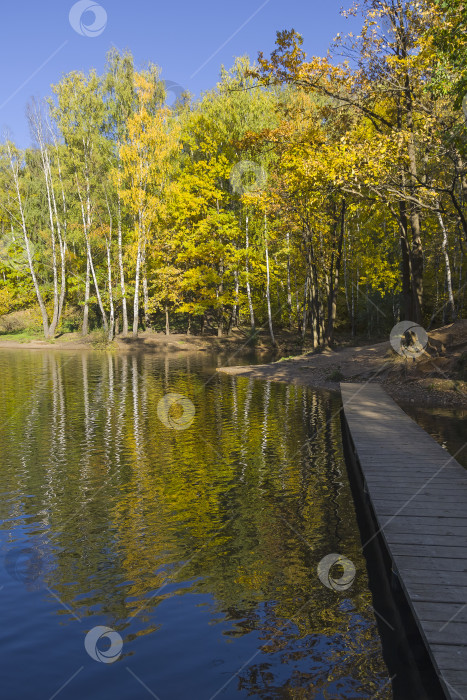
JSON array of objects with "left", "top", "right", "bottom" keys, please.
[
  {"left": 217, "top": 321, "right": 467, "bottom": 411},
  {"left": 217, "top": 360, "right": 467, "bottom": 410},
  {"left": 0, "top": 330, "right": 278, "bottom": 357},
  {"left": 1, "top": 323, "right": 466, "bottom": 411}
]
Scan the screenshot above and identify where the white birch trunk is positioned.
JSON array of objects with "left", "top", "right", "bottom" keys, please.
[
  {"left": 245, "top": 214, "right": 255, "bottom": 331},
  {"left": 264, "top": 212, "right": 276, "bottom": 346},
  {"left": 6, "top": 141, "right": 50, "bottom": 337},
  {"left": 436, "top": 205, "right": 455, "bottom": 320}
]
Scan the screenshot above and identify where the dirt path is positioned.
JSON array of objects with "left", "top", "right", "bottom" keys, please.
[{"left": 218, "top": 321, "right": 467, "bottom": 410}]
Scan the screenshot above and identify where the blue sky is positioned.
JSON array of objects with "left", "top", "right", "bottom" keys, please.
[{"left": 0, "top": 0, "right": 361, "bottom": 147}]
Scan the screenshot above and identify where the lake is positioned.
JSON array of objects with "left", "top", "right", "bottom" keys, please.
[{"left": 0, "top": 348, "right": 400, "bottom": 699}]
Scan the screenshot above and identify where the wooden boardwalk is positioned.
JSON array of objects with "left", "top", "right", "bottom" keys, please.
[{"left": 341, "top": 383, "right": 467, "bottom": 700}]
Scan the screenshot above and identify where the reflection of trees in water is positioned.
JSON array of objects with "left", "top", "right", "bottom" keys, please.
[
  {"left": 403, "top": 404, "right": 467, "bottom": 468},
  {"left": 0, "top": 350, "right": 390, "bottom": 696}
]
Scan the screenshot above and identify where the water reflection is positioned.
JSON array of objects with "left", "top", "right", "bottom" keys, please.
[
  {"left": 403, "top": 403, "right": 467, "bottom": 468},
  {"left": 0, "top": 350, "right": 390, "bottom": 699}
]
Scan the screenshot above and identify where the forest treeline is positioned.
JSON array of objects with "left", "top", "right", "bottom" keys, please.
[{"left": 0, "top": 0, "right": 466, "bottom": 344}]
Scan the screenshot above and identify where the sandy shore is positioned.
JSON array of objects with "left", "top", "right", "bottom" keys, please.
[
  {"left": 217, "top": 322, "right": 467, "bottom": 410},
  {"left": 0, "top": 329, "right": 278, "bottom": 358}
]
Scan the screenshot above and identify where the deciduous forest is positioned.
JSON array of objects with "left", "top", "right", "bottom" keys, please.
[{"left": 1, "top": 0, "right": 466, "bottom": 345}]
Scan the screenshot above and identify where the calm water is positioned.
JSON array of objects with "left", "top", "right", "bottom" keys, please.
[
  {"left": 0, "top": 349, "right": 392, "bottom": 699},
  {"left": 403, "top": 404, "right": 467, "bottom": 469}
]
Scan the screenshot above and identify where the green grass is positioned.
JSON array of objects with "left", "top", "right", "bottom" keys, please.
[
  {"left": 276, "top": 354, "right": 299, "bottom": 362},
  {"left": 0, "top": 329, "right": 44, "bottom": 343},
  {"left": 0, "top": 329, "right": 81, "bottom": 344}
]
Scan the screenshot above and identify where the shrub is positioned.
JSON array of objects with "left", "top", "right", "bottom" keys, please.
[{"left": 326, "top": 368, "right": 345, "bottom": 382}]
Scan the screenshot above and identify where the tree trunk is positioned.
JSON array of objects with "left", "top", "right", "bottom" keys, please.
[
  {"left": 86, "top": 241, "right": 108, "bottom": 332},
  {"left": 245, "top": 214, "right": 255, "bottom": 331},
  {"left": 52, "top": 130, "right": 68, "bottom": 325},
  {"left": 106, "top": 239, "right": 115, "bottom": 341},
  {"left": 6, "top": 142, "right": 50, "bottom": 337},
  {"left": 286, "top": 231, "right": 293, "bottom": 328},
  {"left": 324, "top": 200, "right": 346, "bottom": 346},
  {"left": 105, "top": 195, "right": 115, "bottom": 341},
  {"left": 133, "top": 230, "right": 142, "bottom": 339},
  {"left": 217, "top": 258, "right": 224, "bottom": 337},
  {"left": 228, "top": 269, "right": 239, "bottom": 334},
  {"left": 41, "top": 151, "right": 60, "bottom": 336},
  {"left": 302, "top": 276, "right": 308, "bottom": 341},
  {"left": 437, "top": 205, "right": 456, "bottom": 321},
  {"left": 117, "top": 194, "right": 128, "bottom": 335},
  {"left": 27, "top": 100, "right": 64, "bottom": 337},
  {"left": 398, "top": 199, "right": 413, "bottom": 321},
  {"left": 82, "top": 254, "right": 90, "bottom": 336},
  {"left": 142, "top": 271, "right": 149, "bottom": 330},
  {"left": 264, "top": 212, "right": 276, "bottom": 346},
  {"left": 165, "top": 305, "right": 170, "bottom": 335},
  {"left": 309, "top": 278, "right": 318, "bottom": 349},
  {"left": 76, "top": 174, "right": 108, "bottom": 331},
  {"left": 401, "top": 24, "right": 424, "bottom": 323}
]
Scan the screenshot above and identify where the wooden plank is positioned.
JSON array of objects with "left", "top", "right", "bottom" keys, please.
[
  {"left": 373, "top": 505, "right": 467, "bottom": 519},
  {"left": 423, "top": 621, "right": 467, "bottom": 646},
  {"left": 376, "top": 512, "right": 467, "bottom": 522},
  {"left": 442, "top": 670, "right": 467, "bottom": 691},
  {"left": 412, "top": 601, "right": 467, "bottom": 623},
  {"left": 341, "top": 383, "right": 467, "bottom": 700},
  {"left": 430, "top": 645, "right": 467, "bottom": 671},
  {"left": 361, "top": 463, "right": 466, "bottom": 473},
  {"left": 403, "top": 582, "right": 467, "bottom": 604},
  {"left": 370, "top": 500, "right": 467, "bottom": 509},
  {"left": 385, "top": 534, "right": 467, "bottom": 548},
  {"left": 396, "top": 568, "right": 467, "bottom": 588},
  {"left": 393, "top": 556, "right": 467, "bottom": 573},
  {"left": 364, "top": 477, "right": 467, "bottom": 486},
  {"left": 385, "top": 516, "right": 467, "bottom": 531},
  {"left": 371, "top": 488, "right": 467, "bottom": 497},
  {"left": 390, "top": 543, "right": 467, "bottom": 559}
]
